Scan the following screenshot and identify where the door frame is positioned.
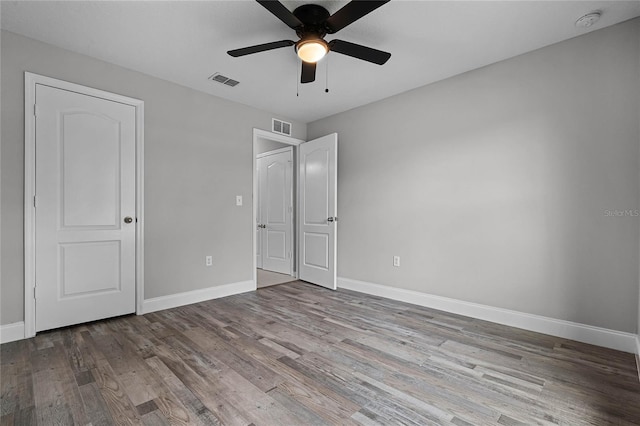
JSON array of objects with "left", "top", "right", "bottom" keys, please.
[
  {"left": 252, "top": 128, "right": 303, "bottom": 289},
  {"left": 24, "top": 72, "right": 145, "bottom": 338}
]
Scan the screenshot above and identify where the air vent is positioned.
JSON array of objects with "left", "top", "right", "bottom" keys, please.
[
  {"left": 208, "top": 73, "right": 240, "bottom": 87},
  {"left": 272, "top": 118, "right": 292, "bottom": 136}
]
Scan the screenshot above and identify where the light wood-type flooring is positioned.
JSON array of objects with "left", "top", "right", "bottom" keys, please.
[
  {"left": 2, "top": 281, "right": 639, "bottom": 425},
  {"left": 256, "top": 269, "right": 297, "bottom": 288}
]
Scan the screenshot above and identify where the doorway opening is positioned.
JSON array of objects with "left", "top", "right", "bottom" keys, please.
[
  {"left": 253, "top": 129, "right": 302, "bottom": 289},
  {"left": 252, "top": 129, "right": 338, "bottom": 291}
]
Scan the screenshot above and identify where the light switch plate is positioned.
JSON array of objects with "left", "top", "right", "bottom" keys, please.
[
  {"left": 393, "top": 256, "right": 400, "bottom": 267},
  {"left": 236, "top": 195, "right": 243, "bottom": 206},
  {"left": 206, "top": 256, "right": 213, "bottom": 266}
]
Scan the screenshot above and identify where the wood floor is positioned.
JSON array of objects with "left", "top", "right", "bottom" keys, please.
[
  {"left": 256, "top": 269, "right": 297, "bottom": 288},
  {"left": 2, "top": 281, "right": 639, "bottom": 425}
]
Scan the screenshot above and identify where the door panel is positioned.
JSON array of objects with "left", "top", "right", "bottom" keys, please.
[
  {"left": 303, "top": 232, "right": 329, "bottom": 269},
  {"left": 303, "top": 149, "right": 329, "bottom": 224},
  {"left": 299, "top": 134, "right": 337, "bottom": 289},
  {"left": 267, "top": 161, "right": 287, "bottom": 224},
  {"left": 35, "top": 84, "right": 136, "bottom": 332},
  {"left": 266, "top": 230, "right": 287, "bottom": 260},
  {"left": 258, "top": 149, "right": 293, "bottom": 275},
  {"left": 61, "top": 112, "right": 120, "bottom": 228},
  {"left": 60, "top": 241, "right": 121, "bottom": 297}
]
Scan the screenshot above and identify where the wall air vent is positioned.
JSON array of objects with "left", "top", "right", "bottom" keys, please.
[
  {"left": 208, "top": 73, "right": 240, "bottom": 87},
  {"left": 272, "top": 118, "right": 292, "bottom": 136}
]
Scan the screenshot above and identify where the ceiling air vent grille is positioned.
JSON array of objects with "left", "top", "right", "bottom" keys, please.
[
  {"left": 208, "top": 73, "right": 240, "bottom": 87},
  {"left": 272, "top": 118, "right": 292, "bottom": 136}
]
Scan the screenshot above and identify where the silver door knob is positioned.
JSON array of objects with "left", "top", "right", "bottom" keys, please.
[{"left": 124, "top": 216, "right": 133, "bottom": 224}]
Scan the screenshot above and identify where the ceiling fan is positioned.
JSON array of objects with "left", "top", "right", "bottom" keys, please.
[{"left": 227, "top": 0, "right": 391, "bottom": 84}]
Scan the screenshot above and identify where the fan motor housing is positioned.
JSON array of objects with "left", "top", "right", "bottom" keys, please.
[{"left": 293, "top": 4, "right": 330, "bottom": 38}]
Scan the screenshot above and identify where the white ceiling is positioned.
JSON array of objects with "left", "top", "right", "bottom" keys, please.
[{"left": 2, "top": 1, "right": 639, "bottom": 123}]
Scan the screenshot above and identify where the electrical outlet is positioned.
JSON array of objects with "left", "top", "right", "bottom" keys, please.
[
  {"left": 393, "top": 256, "right": 400, "bottom": 267},
  {"left": 236, "top": 195, "right": 243, "bottom": 206},
  {"left": 205, "top": 256, "right": 213, "bottom": 266}
]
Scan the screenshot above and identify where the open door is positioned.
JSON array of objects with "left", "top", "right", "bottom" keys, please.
[{"left": 298, "top": 133, "right": 337, "bottom": 290}]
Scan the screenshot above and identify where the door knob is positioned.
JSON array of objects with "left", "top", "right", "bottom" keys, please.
[
  {"left": 124, "top": 216, "right": 133, "bottom": 224},
  {"left": 327, "top": 217, "right": 337, "bottom": 222}
]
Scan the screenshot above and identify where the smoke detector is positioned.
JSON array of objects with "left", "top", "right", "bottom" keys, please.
[{"left": 575, "top": 11, "right": 601, "bottom": 28}]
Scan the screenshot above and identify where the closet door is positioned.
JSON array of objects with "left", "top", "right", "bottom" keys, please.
[{"left": 35, "top": 84, "right": 136, "bottom": 331}]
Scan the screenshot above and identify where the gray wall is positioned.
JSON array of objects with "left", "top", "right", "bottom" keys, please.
[
  {"left": 309, "top": 19, "right": 640, "bottom": 333},
  {"left": 0, "top": 30, "right": 306, "bottom": 325}
]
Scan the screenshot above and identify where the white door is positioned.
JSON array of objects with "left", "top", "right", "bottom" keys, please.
[
  {"left": 258, "top": 148, "right": 293, "bottom": 275},
  {"left": 299, "top": 134, "right": 337, "bottom": 289},
  {"left": 35, "top": 84, "right": 136, "bottom": 332},
  {"left": 256, "top": 158, "right": 263, "bottom": 269}
]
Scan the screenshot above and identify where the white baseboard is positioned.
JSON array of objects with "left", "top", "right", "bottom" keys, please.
[
  {"left": 338, "top": 277, "right": 637, "bottom": 354},
  {"left": 0, "top": 322, "right": 25, "bottom": 344},
  {"left": 1, "top": 281, "right": 255, "bottom": 343},
  {"left": 140, "top": 280, "right": 254, "bottom": 315}
]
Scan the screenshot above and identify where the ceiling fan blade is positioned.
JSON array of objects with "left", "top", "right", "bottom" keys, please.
[
  {"left": 256, "top": 0, "right": 304, "bottom": 30},
  {"left": 325, "top": 0, "right": 390, "bottom": 34},
  {"left": 227, "top": 40, "right": 295, "bottom": 57},
  {"left": 329, "top": 39, "right": 391, "bottom": 65},
  {"left": 301, "top": 61, "right": 316, "bottom": 84}
]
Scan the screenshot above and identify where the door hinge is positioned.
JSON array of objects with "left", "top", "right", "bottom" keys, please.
[
  {"left": 33, "top": 104, "right": 39, "bottom": 117},
  {"left": 33, "top": 195, "right": 38, "bottom": 208},
  {"left": 33, "top": 285, "right": 37, "bottom": 300}
]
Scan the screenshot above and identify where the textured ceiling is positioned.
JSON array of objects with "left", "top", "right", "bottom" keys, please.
[{"left": 2, "top": 1, "right": 640, "bottom": 123}]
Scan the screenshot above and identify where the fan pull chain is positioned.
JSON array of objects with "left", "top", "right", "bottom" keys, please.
[{"left": 325, "top": 55, "right": 329, "bottom": 93}]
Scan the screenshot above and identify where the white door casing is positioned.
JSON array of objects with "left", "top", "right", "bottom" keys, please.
[
  {"left": 25, "top": 73, "right": 143, "bottom": 336},
  {"left": 298, "top": 133, "right": 338, "bottom": 290},
  {"left": 258, "top": 148, "right": 293, "bottom": 275}
]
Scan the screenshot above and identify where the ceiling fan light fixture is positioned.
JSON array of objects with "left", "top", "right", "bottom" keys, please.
[{"left": 296, "top": 38, "right": 328, "bottom": 63}]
